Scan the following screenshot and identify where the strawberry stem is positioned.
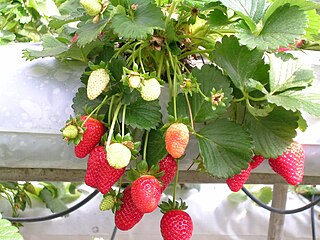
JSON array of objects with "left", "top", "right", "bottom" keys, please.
[
  {"left": 172, "top": 160, "right": 180, "bottom": 203},
  {"left": 165, "top": 59, "right": 173, "bottom": 99},
  {"left": 106, "top": 101, "right": 122, "bottom": 147},
  {"left": 184, "top": 92, "right": 194, "bottom": 130},
  {"left": 121, "top": 104, "right": 127, "bottom": 138},
  {"left": 157, "top": 51, "right": 164, "bottom": 78},
  {"left": 139, "top": 47, "right": 146, "bottom": 74},
  {"left": 166, "top": 43, "right": 178, "bottom": 120},
  {"left": 143, "top": 130, "right": 149, "bottom": 161},
  {"left": 81, "top": 94, "right": 109, "bottom": 127},
  {"left": 108, "top": 95, "right": 115, "bottom": 125}
]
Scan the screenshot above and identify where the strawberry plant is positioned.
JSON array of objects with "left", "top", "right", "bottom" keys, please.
[{"left": 23, "top": 0, "right": 320, "bottom": 237}]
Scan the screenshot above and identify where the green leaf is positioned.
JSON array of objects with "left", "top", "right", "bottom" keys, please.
[
  {"left": 207, "top": 9, "right": 229, "bottom": 27},
  {"left": 0, "top": 30, "right": 16, "bottom": 44},
  {"left": 76, "top": 18, "right": 109, "bottom": 46},
  {"left": 214, "top": 36, "right": 265, "bottom": 91},
  {"left": 245, "top": 107, "right": 298, "bottom": 158},
  {"left": 237, "top": 4, "right": 308, "bottom": 51},
  {"left": 267, "top": 88, "right": 320, "bottom": 117},
  {"left": 111, "top": 1, "right": 165, "bottom": 39},
  {"left": 252, "top": 187, "right": 272, "bottom": 204},
  {"left": 49, "top": 9, "right": 84, "bottom": 29},
  {"left": 146, "top": 128, "right": 167, "bottom": 166},
  {"left": 220, "top": 0, "right": 267, "bottom": 29},
  {"left": 264, "top": 0, "right": 319, "bottom": 22},
  {"left": 23, "top": 35, "right": 69, "bottom": 60},
  {"left": 72, "top": 87, "right": 101, "bottom": 115},
  {"left": 227, "top": 192, "right": 248, "bottom": 204},
  {"left": 0, "top": 214, "right": 23, "bottom": 240},
  {"left": 196, "top": 119, "right": 253, "bottom": 178},
  {"left": 125, "top": 98, "right": 162, "bottom": 130},
  {"left": 304, "top": 10, "right": 320, "bottom": 41},
  {"left": 39, "top": 188, "right": 68, "bottom": 213},
  {"left": 268, "top": 54, "right": 314, "bottom": 94}
]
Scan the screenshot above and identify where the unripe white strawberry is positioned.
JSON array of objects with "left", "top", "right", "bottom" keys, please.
[
  {"left": 106, "top": 143, "right": 131, "bottom": 169},
  {"left": 140, "top": 78, "right": 161, "bottom": 101},
  {"left": 80, "top": 0, "right": 102, "bottom": 16},
  {"left": 87, "top": 69, "right": 110, "bottom": 100},
  {"left": 128, "top": 73, "right": 141, "bottom": 89}
]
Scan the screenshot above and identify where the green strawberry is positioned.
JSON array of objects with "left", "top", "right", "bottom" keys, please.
[
  {"left": 62, "top": 125, "right": 79, "bottom": 139},
  {"left": 131, "top": 175, "right": 162, "bottom": 213},
  {"left": 87, "top": 69, "right": 110, "bottom": 100},
  {"left": 140, "top": 78, "right": 161, "bottom": 101},
  {"left": 106, "top": 143, "right": 131, "bottom": 169},
  {"left": 99, "top": 194, "right": 115, "bottom": 211},
  {"left": 80, "top": 0, "right": 102, "bottom": 16}
]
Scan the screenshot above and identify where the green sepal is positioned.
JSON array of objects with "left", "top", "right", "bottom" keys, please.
[{"left": 159, "top": 198, "right": 188, "bottom": 214}]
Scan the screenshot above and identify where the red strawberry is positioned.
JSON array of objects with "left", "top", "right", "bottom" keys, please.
[
  {"left": 74, "top": 116, "right": 106, "bottom": 158},
  {"left": 159, "top": 154, "right": 177, "bottom": 192},
  {"left": 249, "top": 155, "right": 265, "bottom": 170},
  {"left": 165, "top": 123, "right": 189, "bottom": 159},
  {"left": 85, "top": 146, "right": 125, "bottom": 194},
  {"left": 268, "top": 141, "right": 305, "bottom": 185},
  {"left": 115, "top": 186, "right": 144, "bottom": 231},
  {"left": 160, "top": 210, "right": 193, "bottom": 240},
  {"left": 226, "top": 165, "right": 252, "bottom": 192},
  {"left": 131, "top": 175, "right": 162, "bottom": 213}
]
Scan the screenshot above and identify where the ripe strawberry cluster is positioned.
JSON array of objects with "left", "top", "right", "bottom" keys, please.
[
  {"left": 226, "top": 141, "right": 305, "bottom": 192},
  {"left": 62, "top": 114, "right": 193, "bottom": 239}
]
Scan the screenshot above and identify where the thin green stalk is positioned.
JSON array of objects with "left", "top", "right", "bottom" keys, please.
[
  {"left": 166, "top": 43, "right": 178, "bottom": 120},
  {"left": 184, "top": 92, "right": 194, "bottom": 130},
  {"left": 111, "top": 41, "right": 133, "bottom": 61},
  {"left": 81, "top": 94, "right": 110, "bottom": 127},
  {"left": 121, "top": 104, "right": 127, "bottom": 138},
  {"left": 106, "top": 101, "right": 122, "bottom": 147},
  {"left": 172, "top": 160, "right": 180, "bottom": 203},
  {"left": 108, "top": 95, "right": 115, "bottom": 125},
  {"left": 139, "top": 47, "right": 146, "bottom": 74},
  {"left": 178, "top": 49, "right": 214, "bottom": 60},
  {"left": 157, "top": 51, "right": 165, "bottom": 78},
  {"left": 165, "top": 59, "right": 173, "bottom": 99},
  {"left": 143, "top": 130, "right": 149, "bottom": 161}
]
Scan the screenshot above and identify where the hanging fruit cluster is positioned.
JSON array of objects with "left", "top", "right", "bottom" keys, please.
[{"left": 25, "top": 0, "right": 320, "bottom": 238}]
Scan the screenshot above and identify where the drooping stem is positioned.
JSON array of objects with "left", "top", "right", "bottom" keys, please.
[
  {"left": 121, "top": 104, "right": 127, "bottom": 138},
  {"left": 108, "top": 95, "right": 115, "bottom": 125},
  {"left": 166, "top": 43, "right": 178, "bottom": 120},
  {"left": 184, "top": 92, "right": 194, "bottom": 130},
  {"left": 157, "top": 51, "right": 164, "bottom": 78},
  {"left": 106, "top": 101, "right": 122, "bottom": 147},
  {"left": 172, "top": 160, "right": 180, "bottom": 203},
  {"left": 165, "top": 59, "right": 173, "bottom": 99},
  {"left": 81, "top": 94, "right": 109, "bottom": 127},
  {"left": 143, "top": 130, "right": 149, "bottom": 161}
]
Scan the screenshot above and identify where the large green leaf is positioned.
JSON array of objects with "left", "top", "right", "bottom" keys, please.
[
  {"left": 40, "top": 188, "right": 69, "bottom": 213},
  {"left": 125, "top": 98, "right": 162, "bottom": 130},
  {"left": 237, "top": 4, "right": 308, "bottom": 51},
  {"left": 72, "top": 87, "right": 101, "bottom": 115},
  {"left": 220, "top": 0, "right": 267, "bottom": 29},
  {"left": 245, "top": 107, "right": 298, "bottom": 158},
  {"left": 268, "top": 54, "right": 314, "bottom": 94},
  {"left": 0, "top": 214, "right": 24, "bottom": 240},
  {"left": 267, "top": 88, "right": 320, "bottom": 117},
  {"left": 213, "top": 36, "right": 265, "bottom": 91},
  {"left": 23, "top": 35, "right": 69, "bottom": 60},
  {"left": 49, "top": 9, "right": 84, "bottom": 29},
  {"left": 111, "top": 1, "right": 165, "bottom": 39},
  {"left": 76, "top": 18, "right": 109, "bottom": 46},
  {"left": 304, "top": 9, "right": 320, "bottom": 41},
  {"left": 196, "top": 119, "right": 253, "bottom": 178},
  {"left": 146, "top": 128, "right": 167, "bottom": 166},
  {"left": 263, "top": 0, "right": 319, "bottom": 22}
]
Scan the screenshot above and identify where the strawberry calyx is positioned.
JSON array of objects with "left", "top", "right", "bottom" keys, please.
[
  {"left": 159, "top": 198, "right": 188, "bottom": 214},
  {"left": 60, "top": 116, "right": 85, "bottom": 145},
  {"left": 107, "top": 133, "right": 141, "bottom": 156},
  {"left": 100, "top": 188, "right": 123, "bottom": 213},
  {"left": 126, "top": 160, "right": 164, "bottom": 183}
]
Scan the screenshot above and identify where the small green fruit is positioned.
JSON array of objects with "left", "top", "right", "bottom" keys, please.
[
  {"left": 62, "top": 125, "right": 78, "bottom": 139},
  {"left": 80, "top": 0, "right": 102, "bottom": 16}
]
